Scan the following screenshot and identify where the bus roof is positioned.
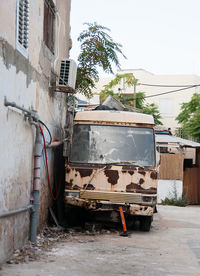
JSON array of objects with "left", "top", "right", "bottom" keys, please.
[{"left": 74, "top": 110, "right": 155, "bottom": 125}]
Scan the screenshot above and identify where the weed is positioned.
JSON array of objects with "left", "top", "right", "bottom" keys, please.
[{"left": 161, "top": 183, "right": 187, "bottom": 207}]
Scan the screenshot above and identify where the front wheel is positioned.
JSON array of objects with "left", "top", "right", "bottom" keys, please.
[{"left": 139, "top": 216, "right": 152, "bottom": 232}]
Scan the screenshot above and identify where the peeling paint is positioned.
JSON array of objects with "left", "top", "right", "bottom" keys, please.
[
  {"left": 139, "top": 178, "right": 145, "bottom": 184},
  {"left": 75, "top": 168, "right": 93, "bottom": 178},
  {"left": 150, "top": 171, "right": 158, "bottom": 179},
  {"left": 104, "top": 170, "right": 119, "bottom": 185}
]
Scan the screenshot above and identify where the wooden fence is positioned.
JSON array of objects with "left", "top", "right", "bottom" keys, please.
[
  {"left": 183, "top": 150, "right": 200, "bottom": 204},
  {"left": 158, "top": 153, "right": 184, "bottom": 180}
]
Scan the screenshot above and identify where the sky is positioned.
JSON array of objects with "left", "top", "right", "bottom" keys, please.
[{"left": 70, "top": 0, "right": 200, "bottom": 76}]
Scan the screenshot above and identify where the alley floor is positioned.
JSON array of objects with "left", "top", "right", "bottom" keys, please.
[{"left": 1, "top": 205, "right": 200, "bottom": 276}]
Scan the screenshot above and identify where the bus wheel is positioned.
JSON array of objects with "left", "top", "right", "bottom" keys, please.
[{"left": 139, "top": 216, "right": 152, "bottom": 232}]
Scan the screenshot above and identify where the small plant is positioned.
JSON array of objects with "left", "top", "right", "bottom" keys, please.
[{"left": 161, "top": 183, "right": 187, "bottom": 207}]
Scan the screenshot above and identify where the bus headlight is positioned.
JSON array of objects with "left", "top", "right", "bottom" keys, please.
[{"left": 66, "top": 191, "right": 80, "bottom": 198}]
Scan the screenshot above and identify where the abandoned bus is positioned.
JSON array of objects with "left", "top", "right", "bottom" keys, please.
[{"left": 65, "top": 110, "right": 159, "bottom": 231}]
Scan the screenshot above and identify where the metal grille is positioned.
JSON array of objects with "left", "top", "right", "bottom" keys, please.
[
  {"left": 17, "top": 0, "right": 29, "bottom": 49},
  {"left": 59, "top": 60, "right": 70, "bottom": 85}
]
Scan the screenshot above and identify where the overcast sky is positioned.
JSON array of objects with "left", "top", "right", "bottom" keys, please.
[{"left": 70, "top": 0, "right": 200, "bottom": 76}]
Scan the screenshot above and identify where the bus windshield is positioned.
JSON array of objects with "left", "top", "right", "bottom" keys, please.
[{"left": 70, "top": 124, "right": 155, "bottom": 167}]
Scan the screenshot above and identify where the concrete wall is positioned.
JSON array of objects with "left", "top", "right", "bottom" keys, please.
[
  {"left": 157, "top": 180, "right": 183, "bottom": 203},
  {"left": 0, "top": 0, "right": 71, "bottom": 264},
  {"left": 93, "top": 69, "right": 200, "bottom": 132}
]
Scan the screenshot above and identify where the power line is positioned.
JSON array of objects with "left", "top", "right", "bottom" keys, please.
[
  {"left": 144, "top": 85, "right": 199, "bottom": 99},
  {"left": 138, "top": 83, "right": 200, "bottom": 88}
]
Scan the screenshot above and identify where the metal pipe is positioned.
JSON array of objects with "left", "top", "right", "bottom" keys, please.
[
  {"left": 4, "top": 97, "right": 38, "bottom": 121},
  {"left": 30, "top": 125, "right": 43, "bottom": 243},
  {"left": 46, "top": 139, "right": 66, "bottom": 148},
  {"left": 4, "top": 98, "right": 43, "bottom": 243},
  {"left": 0, "top": 205, "right": 33, "bottom": 218}
]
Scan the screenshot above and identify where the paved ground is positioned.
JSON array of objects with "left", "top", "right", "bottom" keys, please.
[{"left": 1, "top": 205, "right": 200, "bottom": 276}]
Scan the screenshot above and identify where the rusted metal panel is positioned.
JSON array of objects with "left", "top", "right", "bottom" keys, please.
[
  {"left": 79, "top": 190, "right": 142, "bottom": 204},
  {"left": 74, "top": 111, "right": 155, "bottom": 125},
  {"left": 65, "top": 196, "right": 96, "bottom": 209},
  {"left": 65, "top": 164, "right": 158, "bottom": 194},
  {"left": 129, "top": 204, "right": 153, "bottom": 216}
]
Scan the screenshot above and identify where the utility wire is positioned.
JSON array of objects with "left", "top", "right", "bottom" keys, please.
[
  {"left": 138, "top": 83, "right": 200, "bottom": 88},
  {"left": 143, "top": 85, "right": 199, "bottom": 99},
  {"left": 38, "top": 120, "right": 52, "bottom": 144}
]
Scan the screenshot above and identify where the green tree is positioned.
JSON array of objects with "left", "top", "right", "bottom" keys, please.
[
  {"left": 76, "top": 22, "right": 126, "bottom": 97},
  {"left": 176, "top": 93, "right": 200, "bottom": 141},
  {"left": 142, "top": 103, "right": 162, "bottom": 125},
  {"left": 100, "top": 73, "right": 162, "bottom": 125}
]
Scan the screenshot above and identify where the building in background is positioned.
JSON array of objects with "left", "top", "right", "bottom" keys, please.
[
  {"left": 0, "top": 0, "right": 72, "bottom": 263},
  {"left": 93, "top": 69, "right": 200, "bottom": 132}
]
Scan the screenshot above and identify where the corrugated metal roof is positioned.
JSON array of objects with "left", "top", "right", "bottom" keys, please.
[
  {"left": 156, "top": 135, "right": 200, "bottom": 148},
  {"left": 74, "top": 110, "right": 155, "bottom": 125}
]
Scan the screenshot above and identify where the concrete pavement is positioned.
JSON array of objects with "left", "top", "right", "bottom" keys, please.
[{"left": 1, "top": 205, "right": 200, "bottom": 276}]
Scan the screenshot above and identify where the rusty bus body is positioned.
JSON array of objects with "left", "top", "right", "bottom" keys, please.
[{"left": 65, "top": 110, "right": 158, "bottom": 231}]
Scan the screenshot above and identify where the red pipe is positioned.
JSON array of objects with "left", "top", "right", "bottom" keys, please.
[{"left": 39, "top": 124, "right": 61, "bottom": 201}]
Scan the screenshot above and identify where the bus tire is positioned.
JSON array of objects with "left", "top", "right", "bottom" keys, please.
[{"left": 139, "top": 216, "right": 152, "bottom": 232}]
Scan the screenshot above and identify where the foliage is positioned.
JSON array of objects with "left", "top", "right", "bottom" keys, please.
[
  {"left": 161, "top": 196, "right": 187, "bottom": 207},
  {"left": 120, "top": 92, "right": 145, "bottom": 110},
  {"left": 161, "top": 184, "right": 187, "bottom": 207},
  {"left": 100, "top": 73, "right": 139, "bottom": 103},
  {"left": 176, "top": 93, "right": 200, "bottom": 141},
  {"left": 99, "top": 73, "right": 162, "bottom": 125},
  {"left": 142, "top": 103, "right": 163, "bottom": 125},
  {"left": 76, "top": 22, "right": 126, "bottom": 97}
]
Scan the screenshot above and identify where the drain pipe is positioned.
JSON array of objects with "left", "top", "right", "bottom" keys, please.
[
  {"left": 4, "top": 97, "right": 42, "bottom": 243},
  {"left": 29, "top": 124, "right": 43, "bottom": 243}
]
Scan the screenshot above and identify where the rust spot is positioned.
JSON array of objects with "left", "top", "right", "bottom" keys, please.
[
  {"left": 83, "top": 184, "right": 95, "bottom": 190},
  {"left": 72, "top": 185, "right": 81, "bottom": 190},
  {"left": 104, "top": 170, "right": 119, "bottom": 185},
  {"left": 150, "top": 171, "right": 158, "bottom": 179},
  {"left": 139, "top": 178, "right": 145, "bottom": 184},
  {"left": 128, "top": 171, "right": 134, "bottom": 176},
  {"left": 122, "top": 166, "right": 136, "bottom": 170},
  {"left": 126, "top": 183, "right": 143, "bottom": 192},
  {"left": 76, "top": 168, "right": 93, "bottom": 178},
  {"left": 122, "top": 170, "right": 127, "bottom": 174},
  {"left": 143, "top": 187, "right": 157, "bottom": 194},
  {"left": 138, "top": 169, "right": 146, "bottom": 176},
  {"left": 126, "top": 183, "right": 156, "bottom": 194}
]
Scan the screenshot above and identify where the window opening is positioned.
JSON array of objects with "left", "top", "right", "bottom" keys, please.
[{"left": 43, "top": 0, "right": 56, "bottom": 54}]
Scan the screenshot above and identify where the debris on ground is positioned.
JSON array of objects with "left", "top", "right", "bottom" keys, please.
[{"left": 6, "top": 224, "right": 120, "bottom": 265}]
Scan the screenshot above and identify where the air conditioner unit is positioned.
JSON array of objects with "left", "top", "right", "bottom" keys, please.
[{"left": 58, "top": 59, "right": 77, "bottom": 89}]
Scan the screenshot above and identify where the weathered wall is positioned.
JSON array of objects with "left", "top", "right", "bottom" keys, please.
[
  {"left": 0, "top": 0, "right": 71, "bottom": 264},
  {"left": 157, "top": 180, "right": 183, "bottom": 203}
]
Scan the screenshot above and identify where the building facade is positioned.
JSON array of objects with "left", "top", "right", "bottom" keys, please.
[
  {"left": 0, "top": 0, "right": 71, "bottom": 263},
  {"left": 94, "top": 69, "right": 200, "bottom": 132}
]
